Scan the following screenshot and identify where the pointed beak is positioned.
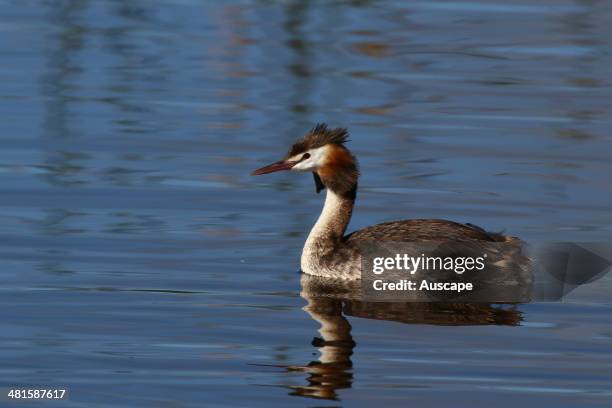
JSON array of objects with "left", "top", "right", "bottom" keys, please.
[{"left": 251, "top": 160, "right": 296, "bottom": 176}]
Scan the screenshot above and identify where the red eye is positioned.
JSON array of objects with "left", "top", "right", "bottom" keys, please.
[{"left": 302, "top": 153, "right": 311, "bottom": 160}]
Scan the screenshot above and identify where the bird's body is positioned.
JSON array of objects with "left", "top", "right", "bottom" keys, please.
[
  {"left": 299, "top": 186, "right": 517, "bottom": 280},
  {"left": 252, "top": 124, "right": 522, "bottom": 280}
]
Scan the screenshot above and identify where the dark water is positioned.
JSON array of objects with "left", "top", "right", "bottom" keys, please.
[{"left": 1, "top": 1, "right": 611, "bottom": 406}]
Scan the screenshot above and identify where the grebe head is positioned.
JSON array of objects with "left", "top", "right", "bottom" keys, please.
[{"left": 251, "top": 123, "right": 359, "bottom": 196}]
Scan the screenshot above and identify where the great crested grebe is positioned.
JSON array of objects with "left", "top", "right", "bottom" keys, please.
[{"left": 252, "top": 124, "right": 521, "bottom": 280}]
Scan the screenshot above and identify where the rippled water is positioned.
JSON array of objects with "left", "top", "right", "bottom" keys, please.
[{"left": 1, "top": 1, "right": 611, "bottom": 407}]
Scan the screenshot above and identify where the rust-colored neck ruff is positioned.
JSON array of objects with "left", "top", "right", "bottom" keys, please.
[{"left": 317, "top": 145, "right": 359, "bottom": 199}]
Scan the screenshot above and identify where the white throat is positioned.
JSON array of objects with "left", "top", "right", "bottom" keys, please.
[
  {"left": 306, "top": 189, "right": 344, "bottom": 243},
  {"left": 301, "top": 189, "right": 347, "bottom": 275}
]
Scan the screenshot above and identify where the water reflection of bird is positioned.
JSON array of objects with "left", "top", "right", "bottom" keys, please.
[
  {"left": 252, "top": 124, "right": 525, "bottom": 280},
  {"left": 255, "top": 275, "right": 522, "bottom": 401}
]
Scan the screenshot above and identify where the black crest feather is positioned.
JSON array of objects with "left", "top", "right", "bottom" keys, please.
[
  {"left": 286, "top": 123, "right": 350, "bottom": 158},
  {"left": 312, "top": 172, "right": 325, "bottom": 194}
]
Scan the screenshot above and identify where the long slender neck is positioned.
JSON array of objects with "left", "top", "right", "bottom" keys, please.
[{"left": 305, "top": 187, "right": 356, "bottom": 246}]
